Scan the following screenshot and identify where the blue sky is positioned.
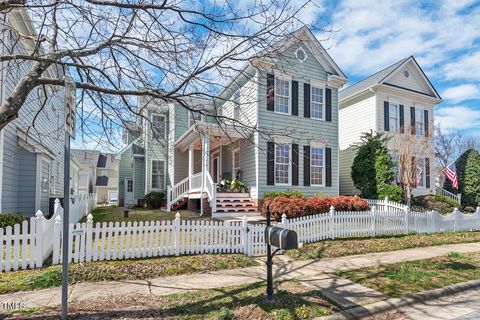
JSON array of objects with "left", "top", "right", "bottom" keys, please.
[
  {"left": 309, "top": 0, "right": 480, "bottom": 136},
  {"left": 72, "top": 0, "right": 480, "bottom": 150}
]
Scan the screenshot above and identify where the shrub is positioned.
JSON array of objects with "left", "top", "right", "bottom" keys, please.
[
  {"left": 262, "top": 190, "right": 304, "bottom": 201},
  {"left": 457, "top": 149, "right": 480, "bottom": 207},
  {"left": 262, "top": 196, "right": 369, "bottom": 221},
  {"left": 378, "top": 184, "right": 404, "bottom": 203},
  {"left": 0, "top": 214, "right": 26, "bottom": 229},
  {"left": 144, "top": 192, "right": 165, "bottom": 209},
  {"left": 434, "top": 194, "right": 459, "bottom": 210},
  {"left": 218, "top": 307, "right": 233, "bottom": 320}
]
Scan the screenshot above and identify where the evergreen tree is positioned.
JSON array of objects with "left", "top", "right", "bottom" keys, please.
[{"left": 457, "top": 149, "right": 480, "bottom": 207}]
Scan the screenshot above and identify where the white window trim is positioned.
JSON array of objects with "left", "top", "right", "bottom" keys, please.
[
  {"left": 274, "top": 143, "right": 292, "bottom": 186},
  {"left": 310, "top": 84, "right": 326, "bottom": 120},
  {"left": 233, "top": 90, "right": 241, "bottom": 120},
  {"left": 414, "top": 104, "right": 426, "bottom": 136},
  {"left": 273, "top": 73, "right": 292, "bottom": 115},
  {"left": 151, "top": 113, "right": 167, "bottom": 140},
  {"left": 100, "top": 170, "right": 108, "bottom": 177},
  {"left": 150, "top": 159, "right": 166, "bottom": 190},
  {"left": 188, "top": 110, "right": 204, "bottom": 127},
  {"left": 416, "top": 157, "right": 427, "bottom": 189},
  {"left": 310, "top": 144, "right": 326, "bottom": 187},
  {"left": 232, "top": 147, "right": 240, "bottom": 177},
  {"left": 295, "top": 47, "right": 307, "bottom": 62},
  {"left": 388, "top": 102, "right": 400, "bottom": 132}
]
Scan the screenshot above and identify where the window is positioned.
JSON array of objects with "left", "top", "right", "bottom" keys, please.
[
  {"left": 275, "top": 78, "right": 290, "bottom": 114},
  {"left": 275, "top": 144, "right": 290, "bottom": 185},
  {"left": 295, "top": 47, "right": 307, "bottom": 62},
  {"left": 310, "top": 146, "right": 324, "bottom": 186},
  {"left": 389, "top": 103, "right": 399, "bottom": 132},
  {"left": 417, "top": 158, "right": 426, "bottom": 188},
  {"left": 311, "top": 86, "right": 324, "bottom": 119},
  {"left": 391, "top": 153, "right": 401, "bottom": 184},
  {"left": 127, "top": 179, "right": 133, "bottom": 192},
  {"left": 151, "top": 160, "right": 165, "bottom": 189},
  {"left": 151, "top": 114, "right": 166, "bottom": 139},
  {"left": 101, "top": 170, "right": 108, "bottom": 177},
  {"left": 188, "top": 111, "right": 202, "bottom": 127},
  {"left": 232, "top": 148, "right": 240, "bottom": 178},
  {"left": 233, "top": 90, "right": 240, "bottom": 120},
  {"left": 415, "top": 108, "right": 425, "bottom": 136}
]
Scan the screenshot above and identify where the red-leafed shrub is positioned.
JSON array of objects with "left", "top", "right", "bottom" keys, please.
[
  {"left": 262, "top": 196, "right": 305, "bottom": 221},
  {"left": 262, "top": 195, "right": 369, "bottom": 221}
]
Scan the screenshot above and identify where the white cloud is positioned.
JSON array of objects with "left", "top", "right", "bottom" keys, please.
[
  {"left": 320, "top": 0, "right": 480, "bottom": 77},
  {"left": 442, "top": 84, "right": 480, "bottom": 103},
  {"left": 442, "top": 51, "right": 480, "bottom": 81},
  {"left": 435, "top": 106, "right": 480, "bottom": 131}
]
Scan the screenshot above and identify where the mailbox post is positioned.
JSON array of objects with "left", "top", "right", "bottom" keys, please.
[{"left": 265, "top": 206, "right": 298, "bottom": 301}]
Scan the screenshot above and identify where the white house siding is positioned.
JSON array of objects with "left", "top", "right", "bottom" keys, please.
[
  {"left": 339, "top": 91, "right": 375, "bottom": 195},
  {"left": 384, "top": 60, "right": 434, "bottom": 96},
  {"left": 375, "top": 88, "right": 436, "bottom": 196},
  {"left": 0, "top": 16, "right": 65, "bottom": 215},
  {"left": 256, "top": 44, "right": 340, "bottom": 199}
]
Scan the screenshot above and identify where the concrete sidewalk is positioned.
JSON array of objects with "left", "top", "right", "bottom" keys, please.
[{"left": 1, "top": 242, "right": 479, "bottom": 309}]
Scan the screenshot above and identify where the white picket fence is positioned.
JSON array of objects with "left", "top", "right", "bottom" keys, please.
[
  {"left": 3, "top": 196, "right": 480, "bottom": 272},
  {"left": 0, "top": 194, "right": 96, "bottom": 272}
]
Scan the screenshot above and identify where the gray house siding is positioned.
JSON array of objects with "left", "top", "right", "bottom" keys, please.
[
  {"left": 17, "top": 147, "right": 36, "bottom": 214},
  {"left": 118, "top": 146, "right": 133, "bottom": 204},
  {"left": 256, "top": 44, "right": 340, "bottom": 199}
]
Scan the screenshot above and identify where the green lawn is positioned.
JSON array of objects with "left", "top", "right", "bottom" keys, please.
[
  {"left": 0, "top": 254, "right": 257, "bottom": 295},
  {"left": 6, "top": 281, "right": 338, "bottom": 320},
  {"left": 80, "top": 206, "right": 213, "bottom": 223},
  {"left": 338, "top": 252, "right": 480, "bottom": 297},
  {"left": 287, "top": 231, "right": 480, "bottom": 260}
]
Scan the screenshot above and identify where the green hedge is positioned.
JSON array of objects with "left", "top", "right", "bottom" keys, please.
[
  {"left": 144, "top": 192, "right": 165, "bottom": 209},
  {"left": 0, "top": 214, "right": 26, "bottom": 229},
  {"left": 262, "top": 190, "right": 304, "bottom": 201}
]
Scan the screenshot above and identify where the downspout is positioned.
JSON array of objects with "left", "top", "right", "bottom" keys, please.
[{"left": 0, "top": 13, "right": 7, "bottom": 212}]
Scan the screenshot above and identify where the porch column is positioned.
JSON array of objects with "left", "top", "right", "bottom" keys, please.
[
  {"left": 200, "top": 134, "right": 210, "bottom": 216},
  {"left": 188, "top": 147, "right": 194, "bottom": 187}
]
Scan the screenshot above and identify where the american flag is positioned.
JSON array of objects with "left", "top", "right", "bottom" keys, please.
[{"left": 443, "top": 161, "right": 459, "bottom": 189}]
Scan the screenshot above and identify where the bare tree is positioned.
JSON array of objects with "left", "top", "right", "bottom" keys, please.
[
  {"left": 0, "top": 0, "right": 322, "bottom": 148},
  {"left": 392, "top": 125, "right": 430, "bottom": 206},
  {"left": 435, "top": 125, "right": 480, "bottom": 168}
]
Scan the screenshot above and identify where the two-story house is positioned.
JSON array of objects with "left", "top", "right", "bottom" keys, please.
[
  {"left": 338, "top": 56, "right": 442, "bottom": 196},
  {"left": 117, "top": 27, "right": 348, "bottom": 218},
  {"left": 0, "top": 8, "right": 66, "bottom": 217}
]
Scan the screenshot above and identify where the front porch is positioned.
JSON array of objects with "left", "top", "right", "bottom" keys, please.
[{"left": 167, "top": 123, "right": 258, "bottom": 218}]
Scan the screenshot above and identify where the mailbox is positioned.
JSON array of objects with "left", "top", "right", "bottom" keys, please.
[{"left": 265, "top": 226, "right": 298, "bottom": 250}]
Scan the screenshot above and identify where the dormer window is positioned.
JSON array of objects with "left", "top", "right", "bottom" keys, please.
[{"left": 189, "top": 111, "right": 202, "bottom": 127}]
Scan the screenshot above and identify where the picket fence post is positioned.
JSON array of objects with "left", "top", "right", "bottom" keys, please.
[
  {"left": 35, "top": 210, "right": 44, "bottom": 268},
  {"left": 174, "top": 213, "right": 181, "bottom": 256},
  {"left": 85, "top": 214, "right": 93, "bottom": 262},
  {"left": 281, "top": 214, "right": 288, "bottom": 228},
  {"left": 453, "top": 208, "right": 460, "bottom": 232},
  {"left": 404, "top": 207, "right": 410, "bottom": 234},
  {"left": 371, "top": 206, "right": 376, "bottom": 237},
  {"left": 242, "top": 215, "right": 249, "bottom": 256},
  {"left": 53, "top": 215, "right": 62, "bottom": 265},
  {"left": 329, "top": 206, "right": 335, "bottom": 239}
]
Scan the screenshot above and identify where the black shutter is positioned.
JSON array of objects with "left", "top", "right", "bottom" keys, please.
[
  {"left": 267, "top": 142, "right": 274, "bottom": 185},
  {"left": 326, "top": 88, "right": 332, "bottom": 122},
  {"left": 326, "top": 147, "right": 332, "bottom": 187},
  {"left": 410, "top": 106, "right": 416, "bottom": 135},
  {"left": 399, "top": 104, "right": 405, "bottom": 133},
  {"left": 424, "top": 110, "right": 429, "bottom": 137},
  {"left": 292, "top": 81, "right": 298, "bottom": 116},
  {"left": 267, "top": 74, "right": 274, "bottom": 111},
  {"left": 303, "top": 145, "right": 310, "bottom": 186},
  {"left": 292, "top": 144, "right": 299, "bottom": 185},
  {"left": 303, "top": 83, "right": 310, "bottom": 118},
  {"left": 425, "top": 157, "right": 430, "bottom": 188},
  {"left": 384, "top": 101, "right": 389, "bottom": 131}
]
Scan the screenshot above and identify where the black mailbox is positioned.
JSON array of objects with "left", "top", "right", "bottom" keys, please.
[{"left": 265, "top": 226, "right": 298, "bottom": 250}]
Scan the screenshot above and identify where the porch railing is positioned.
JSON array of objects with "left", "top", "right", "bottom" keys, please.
[
  {"left": 166, "top": 172, "right": 217, "bottom": 213},
  {"left": 436, "top": 186, "right": 461, "bottom": 204}
]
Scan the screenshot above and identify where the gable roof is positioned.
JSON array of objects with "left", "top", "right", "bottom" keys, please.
[{"left": 339, "top": 56, "right": 441, "bottom": 102}]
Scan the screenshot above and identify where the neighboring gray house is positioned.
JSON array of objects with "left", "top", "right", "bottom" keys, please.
[
  {"left": 117, "top": 27, "right": 348, "bottom": 218},
  {"left": 0, "top": 8, "right": 65, "bottom": 216}
]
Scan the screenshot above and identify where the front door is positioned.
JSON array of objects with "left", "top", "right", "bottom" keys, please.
[
  {"left": 124, "top": 178, "right": 134, "bottom": 206},
  {"left": 211, "top": 152, "right": 220, "bottom": 183}
]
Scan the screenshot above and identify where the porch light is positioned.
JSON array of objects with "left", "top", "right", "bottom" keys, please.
[{"left": 215, "top": 136, "right": 221, "bottom": 142}]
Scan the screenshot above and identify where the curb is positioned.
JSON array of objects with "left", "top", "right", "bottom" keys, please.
[{"left": 319, "top": 279, "right": 480, "bottom": 320}]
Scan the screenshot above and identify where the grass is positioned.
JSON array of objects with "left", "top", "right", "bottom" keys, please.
[
  {"left": 0, "top": 254, "right": 257, "bottom": 295},
  {"left": 80, "top": 206, "right": 214, "bottom": 223},
  {"left": 5, "top": 281, "right": 338, "bottom": 319},
  {"left": 337, "top": 251, "right": 480, "bottom": 297},
  {"left": 287, "top": 231, "right": 480, "bottom": 260}
]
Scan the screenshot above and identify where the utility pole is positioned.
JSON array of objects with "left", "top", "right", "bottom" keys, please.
[{"left": 61, "top": 75, "right": 76, "bottom": 320}]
